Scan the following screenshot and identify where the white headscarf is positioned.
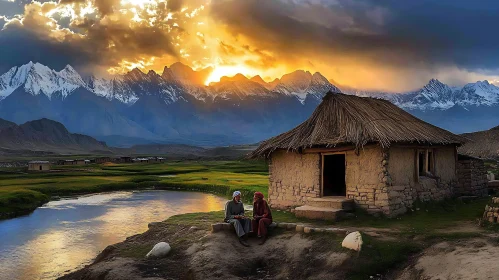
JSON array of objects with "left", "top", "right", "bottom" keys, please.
[{"left": 232, "top": 190, "right": 241, "bottom": 198}]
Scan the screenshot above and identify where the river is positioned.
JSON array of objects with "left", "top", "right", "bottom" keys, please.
[{"left": 0, "top": 190, "right": 227, "bottom": 280}]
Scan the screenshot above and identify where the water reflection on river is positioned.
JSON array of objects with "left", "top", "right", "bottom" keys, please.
[{"left": 0, "top": 190, "right": 227, "bottom": 280}]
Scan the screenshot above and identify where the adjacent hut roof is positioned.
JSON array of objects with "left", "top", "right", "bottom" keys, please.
[
  {"left": 29, "top": 161, "right": 49, "bottom": 164},
  {"left": 249, "top": 92, "right": 466, "bottom": 158}
]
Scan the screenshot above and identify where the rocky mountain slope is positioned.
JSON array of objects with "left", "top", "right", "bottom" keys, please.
[
  {"left": 0, "top": 118, "right": 110, "bottom": 153},
  {"left": 0, "top": 118, "right": 16, "bottom": 131},
  {"left": 0, "top": 62, "right": 497, "bottom": 146},
  {"left": 458, "top": 125, "right": 499, "bottom": 159}
]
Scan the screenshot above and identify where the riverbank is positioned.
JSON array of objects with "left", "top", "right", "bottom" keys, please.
[
  {"left": 60, "top": 198, "right": 499, "bottom": 280},
  {"left": 0, "top": 161, "right": 268, "bottom": 220}
]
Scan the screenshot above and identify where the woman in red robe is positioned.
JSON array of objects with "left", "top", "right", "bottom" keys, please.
[{"left": 252, "top": 192, "right": 273, "bottom": 245}]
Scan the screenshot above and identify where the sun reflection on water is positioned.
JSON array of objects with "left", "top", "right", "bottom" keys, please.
[{"left": 0, "top": 191, "right": 227, "bottom": 280}]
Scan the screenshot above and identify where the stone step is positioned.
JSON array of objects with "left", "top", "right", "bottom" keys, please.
[
  {"left": 294, "top": 205, "right": 345, "bottom": 221},
  {"left": 306, "top": 197, "right": 355, "bottom": 211}
]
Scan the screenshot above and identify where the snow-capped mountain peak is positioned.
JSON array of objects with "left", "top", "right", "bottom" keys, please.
[
  {"left": 273, "top": 70, "right": 340, "bottom": 103},
  {"left": 460, "top": 80, "right": 499, "bottom": 105},
  {"left": 343, "top": 78, "right": 499, "bottom": 111},
  {"left": 0, "top": 61, "right": 86, "bottom": 99}
]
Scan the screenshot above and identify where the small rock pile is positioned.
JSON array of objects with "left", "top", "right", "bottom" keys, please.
[{"left": 483, "top": 197, "right": 499, "bottom": 223}]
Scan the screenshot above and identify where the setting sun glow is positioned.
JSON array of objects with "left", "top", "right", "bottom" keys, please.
[{"left": 204, "top": 65, "right": 258, "bottom": 85}]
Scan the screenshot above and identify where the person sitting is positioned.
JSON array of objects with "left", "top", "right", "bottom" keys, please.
[
  {"left": 251, "top": 192, "right": 273, "bottom": 245},
  {"left": 224, "top": 190, "right": 251, "bottom": 247}
]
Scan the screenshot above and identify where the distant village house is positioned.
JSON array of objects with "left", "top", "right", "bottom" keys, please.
[
  {"left": 94, "top": 157, "right": 111, "bottom": 164},
  {"left": 250, "top": 92, "right": 487, "bottom": 218},
  {"left": 28, "top": 161, "right": 50, "bottom": 171},
  {"left": 75, "top": 159, "right": 87, "bottom": 165}
]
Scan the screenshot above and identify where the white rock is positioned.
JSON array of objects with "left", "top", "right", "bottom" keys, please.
[
  {"left": 146, "top": 242, "right": 171, "bottom": 258},
  {"left": 342, "top": 231, "right": 363, "bottom": 251}
]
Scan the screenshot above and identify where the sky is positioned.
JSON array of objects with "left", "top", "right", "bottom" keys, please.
[{"left": 1, "top": 0, "right": 499, "bottom": 91}]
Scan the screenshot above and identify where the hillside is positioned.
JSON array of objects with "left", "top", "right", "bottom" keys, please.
[
  {"left": 0, "top": 118, "right": 110, "bottom": 154},
  {"left": 0, "top": 118, "right": 15, "bottom": 131},
  {"left": 459, "top": 126, "right": 499, "bottom": 159}
]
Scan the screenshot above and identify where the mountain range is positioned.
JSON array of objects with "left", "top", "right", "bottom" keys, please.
[
  {"left": 0, "top": 62, "right": 497, "bottom": 147},
  {"left": 343, "top": 79, "right": 499, "bottom": 133}
]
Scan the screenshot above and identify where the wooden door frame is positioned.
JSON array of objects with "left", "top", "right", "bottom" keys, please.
[{"left": 320, "top": 152, "right": 347, "bottom": 197}]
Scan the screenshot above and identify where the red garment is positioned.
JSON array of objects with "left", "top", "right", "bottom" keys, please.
[
  {"left": 252, "top": 218, "right": 272, "bottom": 237},
  {"left": 252, "top": 199, "right": 272, "bottom": 237},
  {"left": 253, "top": 199, "right": 272, "bottom": 220},
  {"left": 254, "top": 192, "right": 264, "bottom": 200}
]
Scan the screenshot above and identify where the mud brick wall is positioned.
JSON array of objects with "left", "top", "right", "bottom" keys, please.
[
  {"left": 344, "top": 145, "right": 387, "bottom": 216},
  {"left": 268, "top": 150, "right": 321, "bottom": 208},
  {"left": 386, "top": 146, "right": 457, "bottom": 217}
]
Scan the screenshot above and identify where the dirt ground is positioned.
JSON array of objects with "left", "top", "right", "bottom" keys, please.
[
  {"left": 59, "top": 223, "right": 357, "bottom": 280},
  {"left": 396, "top": 238, "right": 499, "bottom": 280},
  {"left": 59, "top": 220, "right": 499, "bottom": 280}
]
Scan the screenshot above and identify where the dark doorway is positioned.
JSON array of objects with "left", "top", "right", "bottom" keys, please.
[
  {"left": 322, "top": 154, "right": 346, "bottom": 196},
  {"left": 39, "top": 166, "right": 42, "bottom": 171}
]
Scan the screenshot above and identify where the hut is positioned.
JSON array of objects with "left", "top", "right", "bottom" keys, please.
[
  {"left": 249, "top": 92, "right": 468, "bottom": 218},
  {"left": 94, "top": 157, "right": 111, "bottom": 164},
  {"left": 120, "top": 157, "right": 132, "bottom": 163},
  {"left": 75, "top": 159, "right": 86, "bottom": 165},
  {"left": 28, "top": 161, "right": 50, "bottom": 171}
]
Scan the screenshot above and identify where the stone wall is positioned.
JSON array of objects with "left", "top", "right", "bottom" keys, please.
[
  {"left": 268, "top": 150, "right": 320, "bottom": 208},
  {"left": 385, "top": 145, "right": 457, "bottom": 216},
  {"left": 456, "top": 156, "right": 488, "bottom": 197}
]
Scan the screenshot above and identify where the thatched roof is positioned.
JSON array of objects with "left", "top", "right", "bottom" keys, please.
[{"left": 249, "top": 92, "right": 466, "bottom": 158}]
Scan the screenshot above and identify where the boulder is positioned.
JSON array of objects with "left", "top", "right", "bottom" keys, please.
[
  {"left": 342, "top": 231, "right": 363, "bottom": 251},
  {"left": 146, "top": 242, "right": 171, "bottom": 258}
]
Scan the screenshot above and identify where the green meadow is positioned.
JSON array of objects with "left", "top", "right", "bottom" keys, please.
[{"left": 0, "top": 160, "right": 268, "bottom": 219}]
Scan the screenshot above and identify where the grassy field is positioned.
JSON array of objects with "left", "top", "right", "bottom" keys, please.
[
  {"left": 0, "top": 160, "right": 268, "bottom": 219},
  {"left": 5, "top": 158, "right": 497, "bottom": 279}
]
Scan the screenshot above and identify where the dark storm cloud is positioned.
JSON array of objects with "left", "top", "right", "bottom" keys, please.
[
  {"left": 0, "top": 17, "right": 179, "bottom": 74},
  {"left": 210, "top": 0, "right": 499, "bottom": 73},
  {"left": 0, "top": 27, "right": 95, "bottom": 73}
]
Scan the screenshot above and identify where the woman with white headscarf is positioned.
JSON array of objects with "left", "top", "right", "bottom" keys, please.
[{"left": 224, "top": 190, "right": 251, "bottom": 247}]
